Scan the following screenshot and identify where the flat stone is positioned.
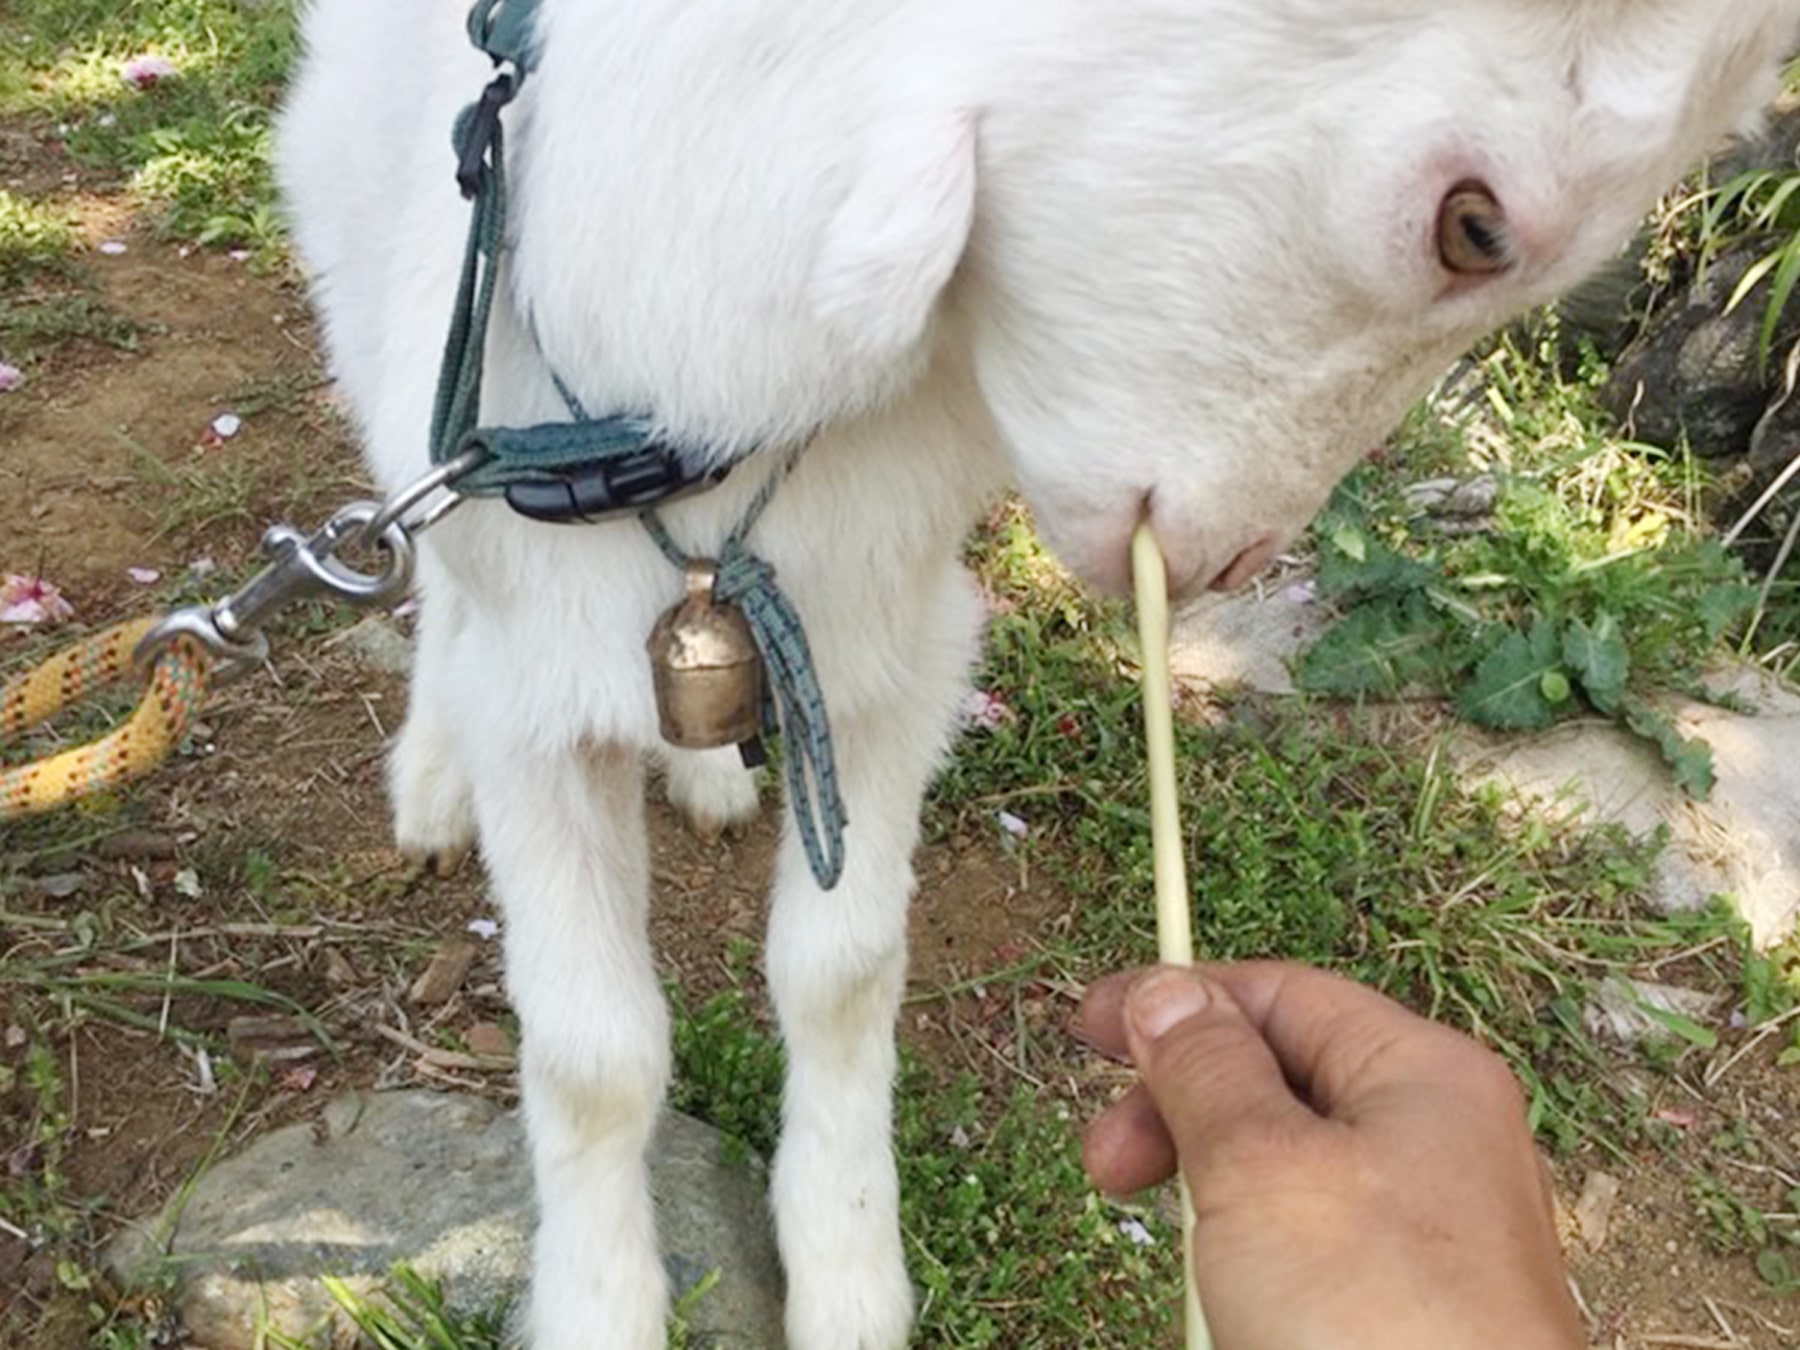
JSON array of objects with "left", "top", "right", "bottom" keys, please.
[
  {"left": 107, "top": 1091, "right": 783, "bottom": 1349},
  {"left": 1457, "top": 664, "right": 1800, "bottom": 944},
  {"left": 1169, "top": 579, "right": 1325, "bottom": 697},
  {"left": 325, "top": 615, "right": 414, "bottom": 676}
]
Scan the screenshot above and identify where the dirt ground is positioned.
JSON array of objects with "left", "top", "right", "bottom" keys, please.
[{"left": 4, "top": 192, "right": 1800, "bottom": 1344}]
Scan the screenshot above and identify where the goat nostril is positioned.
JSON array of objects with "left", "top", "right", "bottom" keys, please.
[{"left": 1209, "top": 534, "right": 1280, "bottom": 593}]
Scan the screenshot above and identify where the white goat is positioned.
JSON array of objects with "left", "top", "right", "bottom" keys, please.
[{"left": 279, "top": 1, "right": 1799, "bottom": 1344}]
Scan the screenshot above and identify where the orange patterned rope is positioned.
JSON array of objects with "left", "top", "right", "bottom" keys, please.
[{"left": 0, "top": 618, "right": 215, "bottom": 820}]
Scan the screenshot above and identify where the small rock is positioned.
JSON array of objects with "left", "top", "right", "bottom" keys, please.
[
  {"left": 326, "top": 616, "right": 414, "bottom": 676},
  {"left": 25, "top": 872, "right": 87, "bottom": 899},
  {"left": 322, "top": 947, "right": 359, "bottom": 989},
  {"left": 408, "top": 938, "right": 478, "bottom": 1006},
  {"left": 1573, "top": 1171, "right": 1622, "bottom": 1252},
  {"left": 1404, "top": 473, "right": 1498, "bottom": 525},
  {"left": 1583, "top": 976, "right": 1719, "bottom": 1047}
]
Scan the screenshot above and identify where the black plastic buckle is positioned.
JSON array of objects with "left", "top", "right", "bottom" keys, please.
[
  {"left": 503, "top": 448, "right": 731, "bottom": 524},
  {"left": 455, "top": 72, "right": 518, "bottom": 199}
]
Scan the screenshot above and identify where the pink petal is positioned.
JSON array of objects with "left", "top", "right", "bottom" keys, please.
[
  {"left": 126, "top": 566, "right": 161, "bottom": 585},
  {"left": 120, "top": 55, "right": 178, "bottom": 90},
  {"left": 961, "top": 689, "right": 1013, "bottom": 731},
  {"left": 0, "top": 363, "right": 21, "bottom": 393},
  {"left": 0, "top": 574, "right": 75, "bottom": 625}
]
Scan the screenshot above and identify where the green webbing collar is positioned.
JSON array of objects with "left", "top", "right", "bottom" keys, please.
[{"left": 425, "top": 0, "right": 850, "bottom": 889}]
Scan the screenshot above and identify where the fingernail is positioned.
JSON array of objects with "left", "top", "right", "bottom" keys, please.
[{"left": 1127, "top": 968, "right": 1212, "bottom": 1041}]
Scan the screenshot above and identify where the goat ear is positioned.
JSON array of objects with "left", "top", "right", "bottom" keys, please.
[{"left": 809, "top": 112, "right": 977, "bottom": 362}]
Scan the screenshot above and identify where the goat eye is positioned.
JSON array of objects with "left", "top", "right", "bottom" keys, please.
[{"left": 1436, "top": 181, "right": 1511, "bottom": 275}]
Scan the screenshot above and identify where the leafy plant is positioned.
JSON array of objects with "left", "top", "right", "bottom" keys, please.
[{"left": 1294, "top": 339, "right": 1756, "bottom": 795}]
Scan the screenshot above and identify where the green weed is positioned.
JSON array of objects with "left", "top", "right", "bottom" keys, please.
[
  {"left": 0, "top": 189, "right": 77, "bottom": 285},
  {"left": 0, "top": 287, "right": 140, "bottom": 361},
  {"left": 1698, "top": 164, "right": 1800, "bottom": 371},
  {"left": 1294, "top": 331, "right": 1752, "bottom": 794},
  {"left": 266, "top": 1265, "right": 509, "bottom": 1350},
  {"left": 668, "top": 984, "right": 784, "bottom": 1162}
]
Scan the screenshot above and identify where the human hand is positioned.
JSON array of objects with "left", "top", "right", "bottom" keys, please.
[{"left": 1080, "top": 963, "right": 1584, "bottom": 1350}]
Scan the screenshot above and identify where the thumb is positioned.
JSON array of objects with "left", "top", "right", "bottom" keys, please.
[{"left": 1125, "top": 967, "right": 1318, "bottom": 1179}]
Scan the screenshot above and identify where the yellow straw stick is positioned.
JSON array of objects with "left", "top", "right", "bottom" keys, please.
[{"left": 1130, "top": 523, "right": 1212, "bottom": 1350}]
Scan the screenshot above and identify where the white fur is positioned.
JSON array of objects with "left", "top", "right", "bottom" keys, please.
[{"left": 278, "top": 1, "right": 1799, "bottom": 1344}]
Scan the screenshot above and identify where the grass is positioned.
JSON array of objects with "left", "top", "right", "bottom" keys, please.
[
  {"left": 0, "top": 0, "right": 297, "bottom": 250},
  {"left": 0, "top": 189, "right": 78, "bottom": 285},
  {"left": 951, "top": 513, "right": 1782, "bottom": 1158}
]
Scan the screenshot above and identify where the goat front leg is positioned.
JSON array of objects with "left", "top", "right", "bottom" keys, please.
[
  {"left": 767, "top": 622, "right": 975, "bottom": 1350},
  {"left": 467, "top": 731, "right": 670, "bottom": 1350}
]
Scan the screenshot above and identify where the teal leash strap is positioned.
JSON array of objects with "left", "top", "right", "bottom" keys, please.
[
  {"left": 641, "top": 475, "right": 848, "bottom": 891},
  {"left": 467, "top": 0, "right": 543, "bottom": 72},
  {"left": 436, "top": 0, "right": 846, "bottom": 889},
  {"left": 429, "top": 65, "right": 519, "bottom": 471},
  {"left": 429, "top": 7, "right": 699, "bottom": 502}
]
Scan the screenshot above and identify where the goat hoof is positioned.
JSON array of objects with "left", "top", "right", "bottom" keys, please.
[
  {"left": 662, "top": 748, "right": 762, "bottom": 841},
  {"left": 401, "top": 844, "right": 472, "bottom": 881}
]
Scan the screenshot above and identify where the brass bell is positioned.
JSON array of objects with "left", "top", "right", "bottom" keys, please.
[{"left": 646, "top": 559, "right": 765, "bottom": 751}]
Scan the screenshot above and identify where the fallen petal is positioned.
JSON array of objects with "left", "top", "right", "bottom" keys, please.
[
  {"left": 961, "top": 689, "right": 1013, "bottom": 731},
  {"left": 0, "top": 574, "right": 75, "bottom": 625},
  {"left": 210, "top": 412, "right": 242, "bottom": 439},
  {"left": 126, "top": 566, "right": 161, "bottom": 585},
  {"left": 277, "top": 1064, "right": 319, "bottom": 1092},
  {"left": 120, "top": 54, "right": 178, "bottom": 90},
  {"left": 1118, "top": 1219, "right": 1156, "bottom": 1248},
  {"left": 98, "top": 240, "right": 127, "bottom": 256},
  {"left": 0, "top": 362, "right": 21, "bottom": 393}
]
